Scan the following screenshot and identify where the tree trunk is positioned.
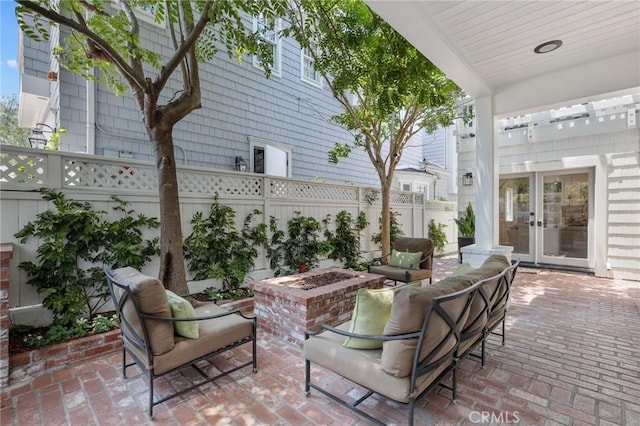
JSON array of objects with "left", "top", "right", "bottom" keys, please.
[
  {"left": 152, "top": 125, "right": 189, "bottom": 295},
  {"left": 380, "top": 181, "right": 392, "bottom": 263}
]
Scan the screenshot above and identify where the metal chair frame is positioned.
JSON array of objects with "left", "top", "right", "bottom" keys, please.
[
  {"left": 369, "top": 237, "right": 435, "bottom": 285},
  {"left": 303, "top": 275, "right": 502, "bottom": 425},
  {"left": 105, "top": 269, "right": 258, "bottom": 417}
]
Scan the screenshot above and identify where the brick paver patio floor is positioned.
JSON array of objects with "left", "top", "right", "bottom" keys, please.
[{"left": 2, "top": 255, "right": 639, "bottom": 425}]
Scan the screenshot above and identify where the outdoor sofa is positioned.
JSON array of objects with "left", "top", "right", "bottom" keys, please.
[{"left": 304, "top": 255, "right": 519, "bottom": 425}]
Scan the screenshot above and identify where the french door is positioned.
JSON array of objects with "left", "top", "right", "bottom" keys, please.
[{"left": 499, "top": 169, "right": 593, "bottom": 268}]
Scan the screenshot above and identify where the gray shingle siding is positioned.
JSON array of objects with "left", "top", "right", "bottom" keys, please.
[
  {"left": 422, "top": 128, "right": 447, "bottom": 168},
  {"left": 21, "top": 14, "right": 403, "bottom": 187}
]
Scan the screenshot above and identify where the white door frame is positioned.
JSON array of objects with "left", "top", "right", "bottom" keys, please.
[{"left": 534, "top": 168, "right": 594, "bottom": 269}]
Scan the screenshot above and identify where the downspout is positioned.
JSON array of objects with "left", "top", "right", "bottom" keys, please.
[
  {"left": 86, "top": 77, "right": 96, "bottom": 155},
  {"left": 86, "top": 8, "right": 95, "bottom": 155}
]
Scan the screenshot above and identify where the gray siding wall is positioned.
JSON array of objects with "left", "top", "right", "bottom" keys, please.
[
  {"left": 23, "top": 16, "right": 381, "bottom": 186},
  {"left": 21, "top": 35, "right": 48, "bottom": 79},
  {"left": 423, "top": 127, "right": 456, "bottom": 201},
  {"left": 422, "top": 127, "right": 447, "bottom": 168}
]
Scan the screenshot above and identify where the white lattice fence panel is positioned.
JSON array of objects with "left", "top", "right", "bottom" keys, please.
[
  {"left": 179, "top": 171, "right": 263, "bottom": 197},
  {"left": 64, "top": 160, "right": 157, "bottom": 190},
  {"left": 390, "top": 190, "right": 414, "bottom": 205},
  {"left": 360, "top": 188, "right": 381, "bottom": 204},
  {"left": 270, "top": 180, "right": 358, "bottom": 201},
  {"left": 0, "top": 152, "right": 46, "bottom": 187}
]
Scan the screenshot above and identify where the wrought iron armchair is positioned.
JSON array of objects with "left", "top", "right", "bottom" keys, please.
[
  {"left": 104, "top": 267, "right": 257, "bottom": 417},
  {"left": 368, "top": 237, "right": 435, "bottom": 285}
]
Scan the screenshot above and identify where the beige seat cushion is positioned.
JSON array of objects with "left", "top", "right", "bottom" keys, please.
[
  {"left": 381, "top": 277, "right": 471, "bottom": 377},
  {"left": 112, "top": 267, "right": 175, "bottom": 356},
  {"left": 153, "top": 303, "right": 253, "bottom": 375},
  {"left": 368, "top": 264, "right": 432, "bottom": 282},
  {"left": 304, "top": 322, "right": 450, "bottom": 403}
]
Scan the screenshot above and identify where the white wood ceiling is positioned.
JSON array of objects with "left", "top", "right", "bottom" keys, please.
[
  {"left": 419, "top": 1, "right": 640, "bottom": 89},
  {"left": 367, "top": 0, "right": 640, "bottom": 114}
]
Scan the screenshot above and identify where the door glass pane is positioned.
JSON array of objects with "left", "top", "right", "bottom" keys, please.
[
  {"left": 543, "top": 173, "right": 588, "bottom": 258},
  {"left": 499, "top": 177, "right": 530, "bottom": 254}
]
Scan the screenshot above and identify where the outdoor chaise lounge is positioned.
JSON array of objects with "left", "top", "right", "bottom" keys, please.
[
  {"left": 304, "top": 255, "right": 519, "bottom": 425},
  {"left": 368, "top": 237, "right": 435, "bottom": 285},
  {"left": 104, "top": 267, "right": 258, "bottom": 417}
]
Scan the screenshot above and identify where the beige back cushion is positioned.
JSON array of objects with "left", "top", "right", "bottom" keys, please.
[
  {"left": 381, "top": 277, "right": 470, "bottom": 377},
  {"left": 454, "top": 255, "right": 510, "bottom": 334},
  {"left": 473, "top": 255, "right": 511, "bottom": 311},
  {"left": 112, "top": 267, "right": 175, "bottom": 356},
  {"left": 393, "top": 237, "right": 434, "bottom": 270}
]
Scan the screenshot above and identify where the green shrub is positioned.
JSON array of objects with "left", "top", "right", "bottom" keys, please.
[
  {"left": 454, "top": 202, "right": 475, "bottom": 237},
  {"left": 15, "top": 189, "right": 159, "bottom": 326},
  {"left": 371, "top": 209, "right": 404, "bottom": 249},
  {"left": 267, "top": 212, "right": 330, "bottom": 276},
  {"left": 323, "top": 210, "right": 368, "bottom": 269},
  {"left": 21, "top": 314, "right": 119, "bottom": 348},
  {"left": 428, "top": 219, "right": 448, "bottom": 254},
  {"left": 184, "top": 194, "right": 267, "bottom": 291}
]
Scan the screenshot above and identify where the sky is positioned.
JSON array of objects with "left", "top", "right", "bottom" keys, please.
[{"left": 0, "top": 0, "right": 20, "bottom": 98}]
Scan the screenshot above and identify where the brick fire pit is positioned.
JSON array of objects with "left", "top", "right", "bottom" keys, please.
[{"left": 250, "top": 268, "right": 385, "bottom": 347}]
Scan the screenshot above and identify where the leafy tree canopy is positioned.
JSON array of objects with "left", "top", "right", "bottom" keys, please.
[
  {"left": 16, "top": 0, "right": 284, "bottom": 293},
  {"left": 283, "top": 0, "right": 462, "bottom": 256},
  {"left": 0, "top": 95, "right": 31, "bottom": 146}
]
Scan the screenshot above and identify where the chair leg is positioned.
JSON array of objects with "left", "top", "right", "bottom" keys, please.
[
  {"left": 452, "top": 367, "right": 457, "bottom": 403},
  {"left": 304, "top": 359, "right": 311, "bottom": 395},
  {"left": 122, "top": 346, "right": 127, "bottom": 378},
  {"left": 501, "top": 318, "right": 506, "bottom": 345},
  {"left": 481, "top": 338, "right": 486, "bottom": 368},
  {"left": 252, "top": 321, "right": 258, "bottom": 373},
  {"left": 408, "top": 399, "right": 415, "bottom": 426},
  {"left": 148, "top": 374, "right": 154, "bottom": 417}
]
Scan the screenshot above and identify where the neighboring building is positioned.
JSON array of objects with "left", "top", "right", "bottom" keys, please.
[
  {"left": 456, "top": 95, "right": 640, "bottom": 280},
  {"left": 394, "top": 126, "right": 458, "bottom": 201},
  {"left": 16, "top": 11, "right": 454, "bottom": 189}
]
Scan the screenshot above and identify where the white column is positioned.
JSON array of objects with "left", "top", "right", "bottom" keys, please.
[
  {"left": 461, "top": 96, "right": 512, "bottom": 267},
  {"left": 475, "top": 96, "right": 498, "bottom": 249}
]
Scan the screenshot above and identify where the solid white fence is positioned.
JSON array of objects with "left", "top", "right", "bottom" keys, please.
[{"left": 1, "top": 146, "right": 457, "bottom": 324}]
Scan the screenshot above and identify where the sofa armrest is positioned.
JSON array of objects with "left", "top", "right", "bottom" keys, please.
[
  {"left": 306, "top": 324, "right": 421, "bottom": 342},
  {"left": 140, "top": 307, "right": 256, "bottom": 323},
  {"left": 372, "top": 252, "right": 392, "bottom": 262}
]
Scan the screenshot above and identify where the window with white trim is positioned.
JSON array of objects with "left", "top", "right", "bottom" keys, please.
[
  {"left": 301, "top": 44, "right": 322, "bottom": 87},
  {"left": 111, "top": 1, "right": 165, "bottom": 27},
  {"left": 253, "top": 15, "right": 282, "bottom": 77}
]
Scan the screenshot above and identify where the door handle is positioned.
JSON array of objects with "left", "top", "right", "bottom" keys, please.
[
  {"left": 537, "top": 221, "right": 542, "bottom": 227},
  {"left": 529, "top": 221, "right": 535, "bottom": 227}
]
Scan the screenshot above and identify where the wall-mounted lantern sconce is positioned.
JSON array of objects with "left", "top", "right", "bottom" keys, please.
[
  {"left": 235, "top": 156, "right": 247, "bottom": 172},
  {"left": 462, "top": 172, "right": 473, "bottom": 186},
  {"left": 28, "top": 123, "right": 55, "bottom": 149},
  {"left": 28, "top": 131, "right": 47, "bottom": 149}
]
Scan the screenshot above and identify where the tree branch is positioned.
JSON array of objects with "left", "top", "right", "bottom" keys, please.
[
  {"left": 17, "top": 0, "right": 147, "bottom": 92},
  {"left": 154, "top": 0, "right": 213, "bottom": 95},
  {"left": 116, "top": 0, "right": 144, "bottom": 79}
]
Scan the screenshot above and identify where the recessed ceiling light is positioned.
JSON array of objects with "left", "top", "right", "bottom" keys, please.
[{"left": 534, "top": 40, "right": 563, "bottom": 54}]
